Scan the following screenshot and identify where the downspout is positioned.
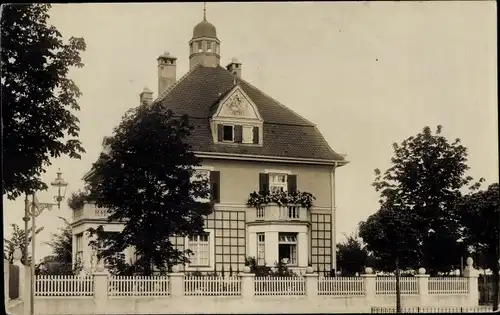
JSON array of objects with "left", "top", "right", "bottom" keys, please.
[{"left": 330, "top": 161, "right": 337, "bottom": 275}]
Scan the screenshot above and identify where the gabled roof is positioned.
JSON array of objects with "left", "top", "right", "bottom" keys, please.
[{"left": 154, "top": 65, "right": 345, "bottom": 162}]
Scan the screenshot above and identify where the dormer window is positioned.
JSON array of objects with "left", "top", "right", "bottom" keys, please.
[
  {"left": 217, "top": 123, "right": 260, "bottom": 145},
  {"left": 222, "top": 125, "right": 234, "bottom": 142}
]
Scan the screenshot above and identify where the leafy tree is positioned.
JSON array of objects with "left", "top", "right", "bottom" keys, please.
[
  {"left": 359, "top": 125, "right": 482, "bottom": 312},
  {"left": 456, "top": 183, "right": 499, "bottom": 311},
  {"left": 336, "top": 233, "right": 370, "bottom": 276},
  {"left": 360, "top": 126, "right": 481, "bottom": 275},
  {"left": 360, "top": 207, "right": 422, "bottom": 312},
  {"left": 4, "top": 223, "right": 44, "bottom": 265},
  {"left": 86, "top": 103, "right": 213, "bottom": 275},
  {"left": 1, "top": 4, "right": 86, "bottom": 200},
  {"left": 35, "top": 217, "right": 82, "bottom": 275}
]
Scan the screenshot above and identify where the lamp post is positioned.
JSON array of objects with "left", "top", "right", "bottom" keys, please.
[{"left": 25, "top": 169, "right": 68, "bottom": 315}]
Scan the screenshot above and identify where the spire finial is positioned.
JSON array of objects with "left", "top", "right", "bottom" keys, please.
[{"left": 203, "top": 2, "right": 207, "bottom": 21}]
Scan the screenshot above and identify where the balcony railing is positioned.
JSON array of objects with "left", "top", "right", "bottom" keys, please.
[
  {"left": 251, "top": 203, "right": 309, "bottom": 222},
  {"left": 73, "top": 203, "right": 110, "bottom": 222}
]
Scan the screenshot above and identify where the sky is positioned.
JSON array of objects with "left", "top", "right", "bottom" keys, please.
[{"left": 2, "top": 2, "right": 498, "bottom": 262}]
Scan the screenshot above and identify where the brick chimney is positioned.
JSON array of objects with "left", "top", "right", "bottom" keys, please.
[
  {"left": 139, "top": 87, "right": 153, "bottom": 106},
  {"left": 157, "top": 51, "right": 177, "bottom": 96},
  {"left": 226, "top": 58, "right": 242, "bottom": 78}
]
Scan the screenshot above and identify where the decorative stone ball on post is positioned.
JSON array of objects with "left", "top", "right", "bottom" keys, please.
[
  {"left": 95, "top": 258, "right": 105, "bottom": 272},
  {"left": 418, "top": 267, "right": 426, "bottom": 275},
  {"left": 13, "top": 248, "right": 22, "bottom": 262},
  {"left": 242, "top": 266, "right": 251, "bottom": 273},
  {"left": 364, "top": 267, "right": 373, "bottom": 275},
  {"left": 171, "top": 265, "right": 181, "bottom": 273},
  {"left": 306, "top": 266, "right": 314, "bottom": 274},
  {"left": 466, "top": 257, "right": 473, "bottom": 268}
]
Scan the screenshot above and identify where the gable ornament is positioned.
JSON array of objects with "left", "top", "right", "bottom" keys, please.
[{"left": 226, "top": 92, "right": 248, "bottom": 116}]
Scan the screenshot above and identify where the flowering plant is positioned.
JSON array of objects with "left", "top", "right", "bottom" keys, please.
[{"left": 246, "top": 190, "right": 315, "bottom": 209}]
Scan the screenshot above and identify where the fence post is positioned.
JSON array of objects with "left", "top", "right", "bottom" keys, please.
[
  {"left": 22, "top": 265, "right": 31, "bottom": 315},
  {"left": 93, "top": 266, "right": 109, "bottom": 314},
  {"left": 305, "top": 267, "right": 318, "bottom": 297},
  {"left": 4, "top": 259, "right": 9, "bottom": 308},
  {"left": 463, "top": 257, "right": 479, "bottom": 307},
  {"left": 13, "top": 258, "right": 24, "bottom": 301},
  {"left": 415, "top": 267, "right": 429, "bottom": 306},
  {"left": 362, "top": 267, "right": 377, "bottom": 303},
  {"left": 169, "top": 265, "right": 185, "bottom": 297},
  {"left": 240, "top": 266, "right": 255, "bottom": 298}
]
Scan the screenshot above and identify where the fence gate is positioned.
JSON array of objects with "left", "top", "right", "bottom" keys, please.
[{"left": 9, "top": 264, "right": 20, "bottom": 299}]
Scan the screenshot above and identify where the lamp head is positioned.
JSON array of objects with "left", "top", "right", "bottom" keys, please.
[{"left": 51, "top": 169, "right": 68, "bottom": 208}]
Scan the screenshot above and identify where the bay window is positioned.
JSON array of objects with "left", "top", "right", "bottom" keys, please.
[
  {"left": 257, "top": 233, "right": 265, "bottom": 265},
  {"left": 278, "top": 233, "right": 297, "bottom": 266},
  {"left": 75, "top": 233, "right": 83, "bottom": 263}
]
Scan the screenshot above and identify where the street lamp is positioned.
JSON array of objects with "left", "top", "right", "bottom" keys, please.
[{"left": 23, "top": 169, "right": 68, "bottom": 315}]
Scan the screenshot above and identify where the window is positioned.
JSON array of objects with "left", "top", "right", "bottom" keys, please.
[
  {"left": 197, "top": 41, "right": 203, "bottom": 52},
  {"left": 223, "top": 125, "right": 234, "bottom": 142},
  {"left": 242, "top": 126, "right": 254, "bottom": 144},
  {"left": 257, "top": 233, "right": 265, "bottom": 265},
  {"left": 278, "top": 233, "right": 297, "bottom": 266},
  {"left": 190, "top": 43, "right": 193, "bottom": 54},
  {"left": 269, "top": 174, "right": 287, "bottom": 193},
  {"left": 216, "top": 43, "right": 220, "bottom": 54},
  {"left": 75, "top": 233, "right": 83, "bottom": 263},
  {"left": 188, "top": 233, "right": 210, "bottom": 266},
  {"left": 191, "top": 169, "right": 211, "bottom": 201},
  {"left": 207, "top": 41, "right": 212, "bottom": 52}
]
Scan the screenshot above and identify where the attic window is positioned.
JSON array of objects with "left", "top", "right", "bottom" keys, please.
[{"left": 223, "top": 125, "right": 234, "bottom": 142}]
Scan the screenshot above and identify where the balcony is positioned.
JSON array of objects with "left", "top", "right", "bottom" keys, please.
[
  {"left": 246, "top": 191, "right": 315, "bottom": 223},
  {"left": 248, "top": 203, "right": 310, "bottom": 222},
  {"left": 73, "top": 203, "right": 110, "bottom": 222}
]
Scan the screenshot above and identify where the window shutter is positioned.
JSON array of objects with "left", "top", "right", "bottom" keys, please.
[
  {"left": 252, "top": 126, "right": 259, "bottom": 144},
  {"left": 234, "top": 125, "right": 243, "bottom": 143},
  {"left": 259, "top": 173, "right": 269, "bottom": 193},
  {"left": 210, "top": 171, "right": 220, "bottom": 203},
  {"left": 288, "top": 175, "right": 297, "bottom": 193},
  {"left": 217, "top": 124, "right": 223, "bottom": 142}
]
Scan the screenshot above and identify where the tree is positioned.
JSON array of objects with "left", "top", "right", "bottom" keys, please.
[
  {"left": 336, "top": 233, "right": 370, "bottom": 276},
  {"left": 360, "top": 207, "right": 422, "bottom": 312},
  {"left": 359, "top": 125, "right": 481, "bottom": 313},
  {"left": 35, "top": 217, "right": 82, "bottom": 275},
  {"left": 4, "top": 223, "right": 44, "bottom": 265},
  {"left": 360, "top": 126, "right": 481, "bottom": 275},
  {"left": 456, "top": 183, "right": 499, "bottom": 311},
  {"left": 86, "top": 103, "right": 213, "bottom": 276},
  {"left": 1, "top": 4, "right": 86, "bottom": 200}
]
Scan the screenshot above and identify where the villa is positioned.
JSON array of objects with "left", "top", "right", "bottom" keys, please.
[{"left": 71, "top": 10, "right": 348, "bottom": 276}]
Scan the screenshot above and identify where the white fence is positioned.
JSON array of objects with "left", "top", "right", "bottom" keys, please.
[
  {"left": 108, "top": 276, "right": 170, "bottom": 296},
  {"left": 184, "top": 276, "right": 241, "bottom": 296},
  {"left": 428, "top": 277, "right": 468, "bottom": 294},
  {"left": 318, "top": 276, "right": 364, "bottom": 295},
  {"left": 35, "top": 275, "right": 94, "bottom": 296},
  {"left": 33, "top": 275, "right": 471, "bottom": 297},
  {"left": 376, "top": 277, "right": 419, "bottom": 295},
  {"left": 254, "top": 276, "right": 305, "bottom": 295}
]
